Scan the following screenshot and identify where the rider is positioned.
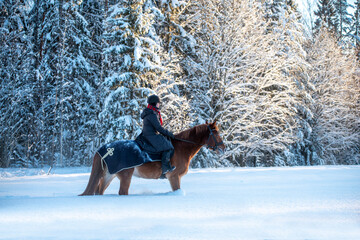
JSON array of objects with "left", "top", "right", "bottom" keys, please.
[{"left": 136, "top": 95, "right": 176, "bottom": 174}]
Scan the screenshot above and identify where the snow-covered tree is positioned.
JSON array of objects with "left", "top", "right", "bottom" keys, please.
[
  {"left": 1, "top": 0, "right": 359, "bottom": 168},
  {"left": 333, "top": 0, "right": 353, "bottom": 42},
  {"left": 0, "top": 0, "right": 33, "bottom": 167},
  {"left": 152, "top": 0, "right": 192, "bottom": 134},
  {"left": 302, "top": 0, "right": 317, "bottom": 38},
  {"left": 183, "top": 0, "right": 310, "bottom": 167},
  {"left": 153, "top": 64, "right": 191, "bottom": 134},
  {"left": 306, "top": 28, "right": 360, "bottom": 164},
  {"left": 180, "top": 0, "right": 236, "bottom": 167},
  {"left": 261, "top": 0, "right": 315, "bottom": 167},
  {"left": 351, "top": 0, "right": 360, "bottom": 59},
  {"left": 314, "top": 0, "right": 337, "bottom": 34},
  {"left": 154, "top": 0, "right": 188, "bottom": 52},
  {"left": 263, "top": 0, "right": 302, "bottom": 28},
  {"left": 54, "top": 0, "right": 100, "bottom": 166},
  {"left": 236, "top": 1, "right": 310, "bottom": 167},
  {"left": 100, "top": 0, "right": 163, "bottom": 143},
  {"left": 23, "top": 0, "right": 43, "bottom": 167},
  {"left": 14, "top": 0, "right": 100, "bottom": 167},
  {"left": 30, "top": 0, "right": 66, "bottom": 167}
]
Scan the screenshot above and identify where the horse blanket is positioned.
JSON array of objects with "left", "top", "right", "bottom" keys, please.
[{"left": 97, "top": 140, "right": 161, "bottom": 174}]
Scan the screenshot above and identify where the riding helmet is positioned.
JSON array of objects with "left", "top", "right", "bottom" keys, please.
[{"left": 147, "top": 95, "right": 160, "bottom": 106}]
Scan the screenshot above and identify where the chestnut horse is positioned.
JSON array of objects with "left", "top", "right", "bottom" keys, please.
[{"left": 80, "top": 121, "right": 225, "bottom": 196}]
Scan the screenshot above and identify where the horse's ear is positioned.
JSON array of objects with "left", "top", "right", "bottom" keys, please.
[
  {"left": 211, "top": 119, "right": 217, "bottom": 126},
  {"left": 210, "top": 119, "right": 217, "bottom": 129}
]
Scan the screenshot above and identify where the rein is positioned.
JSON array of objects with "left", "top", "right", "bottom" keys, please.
[
  {"left": 174, "top": 137, "right": 203, "bottom": 146},
  {"left": 174, "top": 125, "right": 224, "bottom": 151}
]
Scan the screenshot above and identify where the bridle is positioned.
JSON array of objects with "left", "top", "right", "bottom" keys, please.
[
  {"left": 174, "top": 125, "right": 224, "bottom": 151},
  {"left": 206, "top": 125, "right": 224, "bottom": 151}
]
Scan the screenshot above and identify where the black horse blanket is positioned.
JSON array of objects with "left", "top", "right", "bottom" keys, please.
[{"left": 97, "top": 140, "right": 161, "bottom": 174}]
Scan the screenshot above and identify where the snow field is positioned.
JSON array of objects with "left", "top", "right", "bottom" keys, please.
[{"left": 0, "top": 166, "right": 360, "bottom": 240}]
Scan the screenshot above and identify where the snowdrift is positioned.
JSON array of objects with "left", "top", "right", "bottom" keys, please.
[{"left": 1, "top": 166, "right": 359, "bottom": 239}]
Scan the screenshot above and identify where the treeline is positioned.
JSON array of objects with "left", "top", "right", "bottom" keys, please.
[{"left": 0, "top": 0, "right": 359, "bottom": 168}]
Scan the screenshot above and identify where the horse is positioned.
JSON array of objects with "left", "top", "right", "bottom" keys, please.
[{"left": 79, "top": 120, "right": 225, "bottom": 196}]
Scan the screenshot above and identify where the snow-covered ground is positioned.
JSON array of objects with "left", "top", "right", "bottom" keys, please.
[{"left": 1, "top": 166, "right": 359, "bottom": 240}]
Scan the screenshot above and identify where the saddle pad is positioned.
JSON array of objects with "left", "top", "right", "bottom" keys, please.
[{"left": 97, "top": 140, "right": 160, "bottom": 174}]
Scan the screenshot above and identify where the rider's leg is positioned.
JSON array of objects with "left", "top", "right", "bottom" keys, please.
[{"left": 161, "top": 149, "right": 175, "bottom": 174}]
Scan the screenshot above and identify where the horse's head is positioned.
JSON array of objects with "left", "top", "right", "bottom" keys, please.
[{"left": 205, "top": 120, "right": 226, "bottom": 154}]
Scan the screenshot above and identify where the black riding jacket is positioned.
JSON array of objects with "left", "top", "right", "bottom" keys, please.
[{"left": 135, "top": 108, "right": 174, "bottom": 153}]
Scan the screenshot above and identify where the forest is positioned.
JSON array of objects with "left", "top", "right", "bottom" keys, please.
[{"left": 0, "top": 0, "right": 359, "bottom": 168}]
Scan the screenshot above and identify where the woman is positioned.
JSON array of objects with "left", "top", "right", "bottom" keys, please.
[{"left": 135, "top": 95, "right": 175, "bottom": 174}]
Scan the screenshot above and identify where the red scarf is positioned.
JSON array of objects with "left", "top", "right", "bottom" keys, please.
[{"left": 147, "top": 104, "right": 163, "bottom": 125}]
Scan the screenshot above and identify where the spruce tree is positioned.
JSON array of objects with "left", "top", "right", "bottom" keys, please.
[
  {"left": 100, "top": 0, "right": 163, "bottom": 143},
  {"left": 58, "top": 0, "right": 99, "bottom": 166},
  {"left": 26, "top": 0, "right": 47, "bottom": 167},
  {"left": 0, "top": 0, "right": 33, "bottom": 167},
  {"left": 23, "top": 0, "right": 70, "bottom": 167},
  {"left": 351, "top": 0, "right": 360, "bottom": 59},
  {"left": 314, "top": 0, "right": 337, "bottom": 33},
  {"left": 333, "top": 0, "right": 353, "bottom": 41},
  {"left": 152, "top": 0, "right": 192, "bottom": 134}
]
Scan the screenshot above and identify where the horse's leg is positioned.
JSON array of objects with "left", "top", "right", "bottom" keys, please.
[
  {"left": 97, "top": 170, "right": 116, "bottom": 195},
  {"left": 168, "top": 174, "right": 181, "bottom": 191},
  {"left": 116, "top": 168, "right": 134, "bottom": 195},
  {"left": 94, "top": 183, "right": 100, "bottom": 195},
  {"left": 79, "top": 153, "right": 105, "bottom": 196}
]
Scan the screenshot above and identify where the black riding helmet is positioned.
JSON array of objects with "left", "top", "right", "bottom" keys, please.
[{"left": 147, "top": 95, "right": 160, "bottom": 106}]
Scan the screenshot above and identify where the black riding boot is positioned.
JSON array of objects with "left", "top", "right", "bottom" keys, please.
[{"left": 161, "top": 150, "right": 175, "bottom": 174}]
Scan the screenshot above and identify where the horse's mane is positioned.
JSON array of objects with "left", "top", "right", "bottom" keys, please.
[
  {"left": 174, "top": 124, "right": 208, "bottom": 141},
  {"left": 171, "top": 122, "right": 220, "bottom": 163}
]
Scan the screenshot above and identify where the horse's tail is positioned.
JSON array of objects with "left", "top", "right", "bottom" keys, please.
[{"left": 79, "top": 152, "right": 104, "bottom": 196}]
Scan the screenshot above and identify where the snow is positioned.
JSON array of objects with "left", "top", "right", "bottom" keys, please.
[
  {"left": 1, "top": 166, "right": 360, "bottom": 239},
  {"left": 134, "top": 38, "right": 142, "bottom": 61}
]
